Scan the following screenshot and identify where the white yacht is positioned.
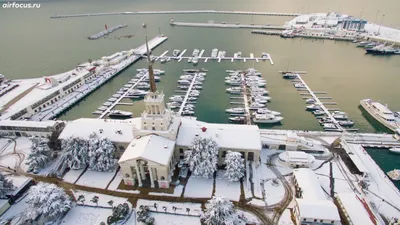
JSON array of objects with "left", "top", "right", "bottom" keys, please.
[
  {"left": 294, "top": 83, "right": 305, "bottom": 88},
  {"left": 252, "top": 114, "right": 283, "bottom": 124},
  {"left": 229, "top": 116, "right": 246, "bottom": 123},
  {"left": 338, "top": 120, "right": 355, "bottom": 127},
  {"left": 98, "top": 106, "right": 108, "bottom": 111},
  {"left": 188, "top": 97, "right": 198, "bottom": 101},
  {"left": 193, "top": 85, "right": 203, "bottom": 90},
  {"left": 388, "top": 148, "right": 400, "bottom": 154},
  {"left": 127, "top": 89, "right": 148, "bottom": 97},
  {"left": 282, "top": 73, "right": 298, "bottom": 79},
  {"left": 160, "top": 57, "right": 167, "bottom": 63},
  {"left": 252, "top": 108, "right": 281, "bottom": 116},
  {"left": 178, "top": 80, "right": 191, "bottom": 85},
  {"left": 188, "top": 57, "right": 192, "bottom": 63},
  {"left": 192, "top": 49, "right": 200, "bottom": 57},
  {"left": 261, "top": 52, "right": 268, "bottom": 59},
  {"left": 192, "top": 57, "right": 199, "bottom": 65},
  {"left": 226, "top": 87, "right": 242, "bottom": 94},
  {"left": 225, "top": 108, "right": 245, "bottom": 114},
  {"left": 323, "top": 123, "right": 340, "bottom": 131},
  {"left": 387, "top": 169, "right": 400, "bottom": 181},
  {"left": 112, "top": 94, "right": 121, "bottom": 98},
  {"left": 211, "top": 49, "right": 218, "bottom": 58},
  {"left": 136, "top": 83, "right": 150, "bottom": 89},
  {"left": 108, "top": 110, "right": 133, "bottom": 118},
  {"left": 306, "top": 104, "right": 321, "bottom": 111},
  {"left": 305, "top": 98, "right": 315, "bottom": 104},
  {"left": 313, "top": 110, "right": 325, "bottom": 116},
  {"left": 108, "top": 97, "right": 118, "bottom": 102},
  {"left": 167, "top": 102, "right": 181, "bottom": 109},
  {"left": 253, "top": 95, "right": 271, "bottom": 102},
  {"left": 237, "top": 52, "right": 242, "bottom": 58},
  {"left": 225, "top": 79, "right": 242, "bottom": 86},
  {"left": 360, "top": 99, "right": 400, "bottom": 132},
  {"left": 249, "top": 102, "right": 265, "bottom": 110},
  {"left": 173, "top": 49, "right": 181, "bottom": 57},
  {"left": 182, "top": 110, "right": 195, "bottom": 116},
  {"left": 180, "top": 75, "right": 193, "bottom": 80},
  {"left": 103, "top": 102, "right": 113, "bottom": 106},
  {"left": 169, "top": 95, "right": 184, "bottom": 102},
  {"left": 250, "top": 90, "right": 269, "bottom": 96},
  {"left": 332, "top": 111, "right": 348, "bottom": 120}
]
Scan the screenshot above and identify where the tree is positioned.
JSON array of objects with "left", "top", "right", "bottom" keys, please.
[
  {"left": 91, "top": 196, "right": 99, "bottom": 207},
  {"left": 184, "top": 137, "right": 219, "bottom": 178},
  {"left": 62, "top": 136, "right": 89, "bottom": 170},
  {"left": 89, "top": 137, "right": 116, "bottom": 172},
  {"left": 107, "top": 203, "right": 130, "bottom": 225},
  {"left": 201, "top": 196, "right": 240, "bottom": 225},
  {"left": 77, "top": 195, "right": 85, "bottom": 205},
  {"left": 137, "top": 205, "right": 155, "bottom": 225},
  {"left": 224, "top": 151, "right": 245, "bottom": 182},
  {"left": 0, "top": 173, "right": 15, "bottom": 198},
  {"left": 25, "top": 182, "right": 72, "bottom": 222},
  {"left": 26, "top": 137, "right": 52, "bottom": 173}
]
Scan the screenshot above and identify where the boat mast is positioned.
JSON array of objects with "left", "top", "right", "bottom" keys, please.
[{"left": 144, "top": 24, "right": 157, "bottom": 93}]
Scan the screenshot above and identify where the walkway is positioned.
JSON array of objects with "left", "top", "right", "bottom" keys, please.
[
  {"left": 171, "top": 21, "right": 285, "bottom": 30},
  {"left": 178, "top": 73, "right": 198, "bottom": 115}
]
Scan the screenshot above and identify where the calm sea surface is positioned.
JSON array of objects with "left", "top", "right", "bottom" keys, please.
[{"left": 0, "top": 0, "right": 399, "bottom": 187}]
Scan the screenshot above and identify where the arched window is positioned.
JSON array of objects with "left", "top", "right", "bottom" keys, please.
[
  {"left": 179, "top": 148, "right": 184, "bottom": 153},
  {"left": 160, "top": 176, "right": 165, "bottom": 181}
]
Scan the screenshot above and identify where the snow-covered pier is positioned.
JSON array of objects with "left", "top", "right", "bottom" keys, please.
[
  {"left": 28, "top": 35, "right": 167, "bottom": 121},
  {"left": 171, "top": 21, "right": 286, "bottom": 30},
  {"left": 252, "top": 30, "right": 355, "bottom": 41},
  {"left": 240, "top": 73, "right": 252, "bottom": 125},
  {"left": 178, "top": 73, "right": 199, "bottom": 115},
  {"left": 51, "top": 10, "right": 300, "bottom": 19},
  {"left": 88, "top": 24, "right": 127, "bottom": 40}
]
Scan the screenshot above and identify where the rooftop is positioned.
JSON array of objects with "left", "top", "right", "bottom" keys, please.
[
  {"left": 177, "top": 117, "right": 262, "bottom": 150},
  {"left": 371, "top": 102, "right": 392, "bottom": 114},
  {"left": 0, "top": 119, "right": 61, "bottom": 128},
  {"left": 58, "top": 118, "right": 137, "bottom": 143},
  {"left": 336, "top": 192, "right": 376, "bottom": 225},
  {"left": 296, "top": 199, "right": 340, "bottom": 221},
  {"left": 118, "top": 134, "right": 175, "bottom": 166},
  {"left": 293, "top": 168, "right": 327, "bottom": 200}
]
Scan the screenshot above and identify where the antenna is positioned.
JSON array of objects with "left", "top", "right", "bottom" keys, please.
[{"left": 143, "top": 24, "right": 157, "bottom": 92}]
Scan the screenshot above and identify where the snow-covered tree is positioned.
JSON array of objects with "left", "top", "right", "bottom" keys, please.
[
  {"left": 88, "top": 137, "right": 116, "bottom": 172},
  {"left": 25, "top": 182, "right": 72, "bottom": 222},
  {"left": 184, "top": 137, "right": 219, "bottom": 178},
  {"left": 137, "top": 205, "right": 155, "bottom": 225},
  {"left": 202, "top": 196, "right": 240, "bottom": 225},
  {"left": 107, "top": 203, "right": 130, "bottom": 224},
  {"left": 62, "top": 136, "right": 89, "bottom": 170},
  {"left": 224, "top": 151, "right": 245, "bottom": 182},
  {"left": 0, "top": 173, "right": 15, "bottom": 198},
  {"left": 26, "top": 137, "right": 52, "bottom": 173}
]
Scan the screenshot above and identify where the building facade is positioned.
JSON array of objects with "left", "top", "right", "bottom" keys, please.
[{"left": 0, "top": 120, "right": 65, "bottom": 138}]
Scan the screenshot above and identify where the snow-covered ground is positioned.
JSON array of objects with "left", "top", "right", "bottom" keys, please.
[
  {"left": 237, "top": 209, "right": 262, "bottom": 225},
  {"left": 63, "top": 168, "right": 85, "bottom": 183},
  {"left": 278, "top": 209, "right": 294, "bottom": 225},
  {"left": 264, "top": 179, "right": 285, "bottom": 206},
  {"left": 75, "top": 168, "right": 118, "bottom": 189},
  {"left": 0, "top": 137, "right": 32, "bottom": 172},
  {"left": 149, "top": 185, "right": 183, "bottom": 197},
  {"left": 71, "top": 190, "right": 130, "bottom": 207},
  {"left": 248, "top": 199, "right": 265, "bottom": 207},
  {"left": 136, "top": 199, "right": 202, "bottom": 225},
  {"left": 184, "top": 176, "right": 213, "bottom": 198},
  {"left": 0, "top": 195, "right": 29, "bottom": 224},
  {"left": 215, "top": 170, "right": 240, "bottom": 201}
]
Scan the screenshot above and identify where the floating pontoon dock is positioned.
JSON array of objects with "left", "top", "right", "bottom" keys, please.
[
  {"left": 178, "top": 73, "right": 199, "bottom": 115},
  {"left": 171, "top": 21, "right": 285, "bottom": 30},
  {"left": 88, "top": 24, "right": 127, "bottom": 40}
]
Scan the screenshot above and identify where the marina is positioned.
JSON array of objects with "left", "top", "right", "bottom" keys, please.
[
  {"left": 88, "top": 24, "right": 128, "bottom": 40},
  {"left": 170, "top": 20, "right": 286, "bottom": 30}
]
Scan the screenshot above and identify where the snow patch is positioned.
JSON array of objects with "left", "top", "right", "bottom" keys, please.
[
  {"left": 215, "top": 170, "right": 240, "bottom": 201},
  {"left": 184, "top": 176, "right": 213, "bottom": 198}
]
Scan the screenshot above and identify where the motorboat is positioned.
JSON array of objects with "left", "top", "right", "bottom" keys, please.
[
  {"left": 253, "top": 108, "right": 281, "bottom": 116},
  {"left": 117, "top": 91, "right": 125, "bottom": 95},
  {"left": 323, "top": 123, "right": 340, "bottom": 131},
  {"left": 332, "top": 111, "right": 348, "bottom": 120},
  {"left": 226, "top": 87, "right": 242, "bottom": 94},
  {"left": 108, "top": 110, "right": 133, "bottom": 118},
  {"left": 356, "top": 41, "right": 369, "bottom": 47},
  {"left": 188, "top": 97, "right": 198, "bottom": 101},
  {"left": 249, "top": 102, "right": 265, "bottom": 110},
  {"left": 98, "top": 106, "right": 108, "bottom": 111},
  {"left": 192, "top": 49, "right": 200, "bottom": 57},
  {"left": 305, "top": 98, "right": 315, "bottom": 104},
  {"left": 182, "top": 110, "right": 195, "bottom": 116},
  {"left": 112, "top": 94, "right": 121, "bottom": 98},
  {"left": 142, "top": 76, "right": 161, "bottom": 82},
  {"left": 388, "top": 148, "right": 400, "bottom": 154},
  {"left": 225, "top": 80, "right": 242, "bottom": 86},
  {"left": 246, "top": 81, "right": 266, "bottom": 87},
  {"left": 188, "top": 57, "right": 192, "bottom": 63},
  {"left": 167, "top": 102, "right": 181, "bottom": 109},
  {"left": 92, "top": 110, "right": 103, "bottom": 115},
  {"left": 195, "top": 76, "right": 205, "bottom": 81},
  {"left": 189, "top": 92, "right": 200, "bottom": 97},
  {"left": 319, "top": 117, "right": 333, "bottom": 124},
  {"left": 250, "top": 90, "right": 269, "bottom": 96},
  {"left": 192, "top": 57, "right": 199, "bottom": 65},
  {"left": 183, "top": 68, "right": 208, "bottom": 73},
  {"left": 294, "top": 83, "right": 305, "bottom": 88},
  {"left": 387, "top": 169, "right": 400, "bottom": 181},
  {"left": 108, "top": 97, "right": 118, "bottom": 102},
  {"left": 237, "top": 52, "right": 242, "bottom": 58},
  {"left": 306, "top": 104, "right": 321, "bottom": 111},
  {"left": 360, "top": 99, "right": 400, "bottom": 132},
  {"left": 136, "top": 83, "right": 150, "bottom": 89},
  {"left": 124, "top": 84, "right": 133, "bottom": 88},
  {"left": 178, "top": 80, "right": 191, "bottom": 85},
  {"left": 211, "top": 49, "right": 218, "bottom": 58},
  {"left": 178, "top": 86, "right": 189, "bottom": 90},
  {"left": 160, "top": 57, "right": 167, "bottom": 63},
  {"left": 127, "top": 89, "right": 148, "bottom": 97},
  {"left": 193, "top": 81, "right": 203, "bottom": 85},
  {"left": 282, "top": 73, "right": 298, "bottom": 79},
  {"left": 252, "top": 114, "right": 283, "bottom": 124},
  {"left": 261, "top": 52, "right": 268, "bottom": 59},
  {"left": 313, "top": 110, "right": 325, "bottom": 116},
  {"left": 193, "top": 85, "right": 203, "bottom": 90},
  {"left": 173, "top": 49, "right": 181, "bottom": 57},
  {"left": 103, "top": 102, "right": 113, "bottom": 106},
  {"left": 252, "top": 95, "right": 271, "bottom": 101},
  {"left": 225, "top": 108, "right": 245, "bottom": 114},
  {"left": 229, "top": 116, "right": 246, "bottom": 123},
  {"left": 254, "top": 99, "right": 268, "bottom": 104},
  {"left": 169, "top": 95, "right": 184, "bottom": 102},
  {"left": 180, "top": 75, "right": 193, "bottom": 80},
  {"left": 338, "top": 120, "right": 355, "bottom": 127},
  {"left": 186, "top": 104, "right": 195, "bottom": 108}
]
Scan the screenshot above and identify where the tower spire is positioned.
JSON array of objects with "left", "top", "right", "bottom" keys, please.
[{"left": 145, "top": 30, "right": 156, "bottom": 93}]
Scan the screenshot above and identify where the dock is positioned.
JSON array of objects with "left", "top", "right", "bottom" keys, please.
[
  {"left": 88, "top": 24, "right": 127, "bottom": 40},
  {"left": 252, "top": 30, "right": 355, "bottom": 42},
  {"left": 178, "top": 73, "right": 199, "bottom": 115},
  {"left": 171, "top": 21, "right": 285, "bottom": 30},
  {"left": 241, "top": 73, "right": 251, "bottom": 125},
  {"left": 30, "top": 35, "right": 168, "bottom": 121},
  {"left": 51, "top": 10, "right": 301, "bottom": 19}
]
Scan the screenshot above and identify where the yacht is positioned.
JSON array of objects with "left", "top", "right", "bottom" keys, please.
[
  {"left": 229, "top": 116, "right": 246, "bottom": 123},
  {"left": 360, "top": 99, "right": 400, "bottom": 132},
  {"left": 313, "top": 110, "right": 325, "bottom": 116},
  {"left": 253, "top": 95, "right": 271, "bottom": 102},
  {"left": 387, "top": 169, "right": 400, "bottom": 181},
  {"left": 246, "top": 81, "right": 266, "bottom": 87},
  {"left": 319, "top": 117, "right": 333, "bottom": 124},
  {"left": 167, "top": 102, "right": 181, "bottom": 109},
  {"left": 127, "top": 89, "right": 148, "bottom": 97},
  {"left": 98, "top": 106, "right": 108, "bottom": 111},
  {"left": 237, "top": 52, "right": 242, "bottom": 58},
  {"left": 160, "top": 57, "right": 167, "bottom": 63},
  {"left": 252, "top": 114, "right": 283, "bottom": 124},
  {"left": 178, "top": 80, "right": 191, "bottom": 85},
  {"left": 226, "top": 87, "right": 242, "bottom": 94},
  {"left": 225, "top": 108, "right": 245, "bottom": 114},
  {"left": 211, "top": 49, "right": 218, "bottom": 58},
  {"left": 249, "top": 102, "right": 265, "bottom": 110},
  {"left": 108, "top": 110, "right": 133, "bottom": 118},
  {"left": 338, "top": 120, "right": 355, "bottom": 127},
  {"left": 294, "top": 83, "right": 305, "bottom": 88},
  {"left": 103, "top": 102, "right": 113, "bottom": 106},
  {"left": 261, "top": 52, "right": 268, "bottom": 59},
  {"left": 305, "top": 98, "right": 315, "bottom": 104},
  {"left": 192, "top": 57, "right": 199, "bottom": 65},
  {"left": 189, "top": 92, "right": 199, "bottom": 97},
  {"left": 180, "top": 75, "right": 193, "bottom": 80},
  {"left": 225, "top": 79, "right": 242, "bottom": 86},
  {"left": 306, "top": 104, "right": 321, "bottom": 111},
  {"left": 250, "top": 90, "right": 269, "bottom": 96},
  {"left": 124, "top": 84, "right": 133, "bottom": 88},
  {"left": 136, "top": 83, "right": 150, "bottom": 89},
  {"left": 108, "top": 97, "right": 118, "bottom": 102},
  {"left": 188, "top": 57, "right": 192, "bottom": 63},
  {"left": 323, "top": 123, "right": 340, "bottom": 131},
  {"left": 169, "top": 96, "right": 184, "bottom": 102},
  {"left": 192, "top": 49, "right": 200, "bottom": 57},
  {"left": 193, "top": 85, "right": 203, "bottom": 90},
  {"left": 253, "top": 108, "right": 281, "bottom": 116},
  {"left": 188, "top": 97, "right": 198, "bottom": 101},
  {"left": 282, "top": 73, "right": 298, "bottom": 79},
  {"left": 332, "top": 111, "right": 348, "bottom": 120},
  {"left": 182, "top": 110, "right": 195, "bottom": 116},
  {"left": 356, "top": 41, "right": 369, "bottom": 47},
  {"left": 112, "top": 94, "right": 121, "bottom": 98},
  {"left": 172, "top": 49, "right": 181, "bottom": 57},
  {"left": 388, "top": 148, "right": 400, "bottom": 154}
]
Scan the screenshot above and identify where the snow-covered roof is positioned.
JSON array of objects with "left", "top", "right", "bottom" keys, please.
[
  {"left": 293, "top": 168, "right": 326, "bottom": 200},
  {"left": 58, "top": 118, "right": 136, "bottom": 143},
  {"left": 347, "top": 154, "right": 369, "bottom": 173},
  {"left": 296, "top": 199, "right": 340, "bottom": 221},
  {"left": 0, "top": 120, "right": 61, "bottom": 128},
  {"left": 336, "top": 192, "right": 376, "bottom": 225},
  {"left": 176, "top": 118, "right": 262, "bottom": 150},
  {"left": 287, "top": 151, "right": 309, "bottom": 163},
  {"left": 118, "top": 135, "right": 175, "bottom": 166}
]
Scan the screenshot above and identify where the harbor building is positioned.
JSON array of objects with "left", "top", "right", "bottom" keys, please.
[
  {"left": 335, "top": 192, "right": 377, "bottom": 225},
  {"left": 278, "top": 151, "right": 315, "bottom": 168},
  {"left": 292, "top": 168, "right": 341, "bottom": 225},
  {"left": 0, "top": 120, "right": 65, "bottom": 138},
  {"left": 341, "top": 17, "right": 367, "bottom": 31}
]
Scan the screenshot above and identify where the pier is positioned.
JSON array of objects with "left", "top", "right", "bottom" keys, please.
[
  {"left": 29, "top": 35, "right": 167, "bottom": 121},
  {"left": 88, "top": 24, "right": 127, "bottom": 40},
  {"left": 171, "top": 21, "right": 285, "bottom": 30},
  {"left": 252, "top": 30, "right": 355, "bottom": 42},
  {"left": 178, "top": 73, "right": 199, "bottom": 115},
  {"left": 51, "top": 10, "right": 300, "bottom": 19},
  {"left": 241, "top": 73, "right": 252, "bottom": 125}
]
